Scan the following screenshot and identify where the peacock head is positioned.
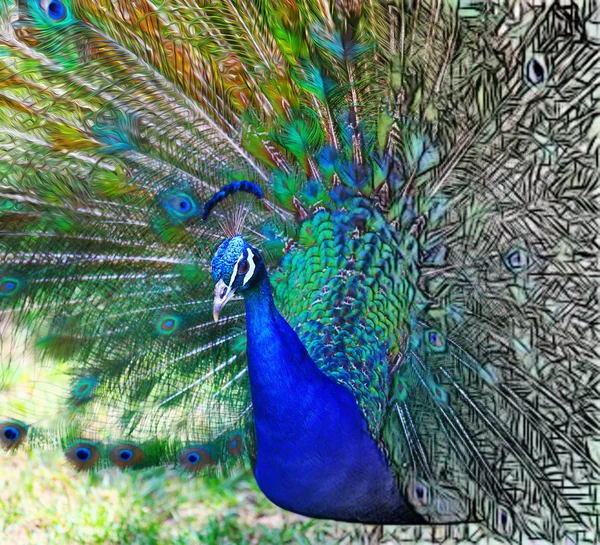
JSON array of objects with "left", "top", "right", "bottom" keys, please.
[{"left": 211, "top": 235, "right": 264, "bottom": 322}]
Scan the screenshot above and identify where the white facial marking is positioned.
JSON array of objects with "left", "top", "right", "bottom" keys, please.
[
  {"left": 243, "top": 248, "right": 256, "bottom": 286},
  {"left": 228, "top": 256, "right": 241, "bottom": 289}
]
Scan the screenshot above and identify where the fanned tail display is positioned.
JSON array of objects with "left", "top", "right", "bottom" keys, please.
[{"left": 0, "top": 0, "right": 598, "bottom": 542}]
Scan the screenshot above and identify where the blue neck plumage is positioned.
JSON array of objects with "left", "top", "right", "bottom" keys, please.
[{"left": 241, "top": 272, "right": 422, "bottom": 524}]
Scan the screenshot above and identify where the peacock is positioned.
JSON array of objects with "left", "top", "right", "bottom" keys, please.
[{"left": 0, "top": 0, "right": 598, "bottom": 542}]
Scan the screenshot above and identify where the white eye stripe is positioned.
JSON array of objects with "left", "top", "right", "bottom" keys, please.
[
  {"left": 229, "top": 249, "right": 256, "bottom": 288},
  {"left": 229, "top": 257, "right": 241, "bottom": 288},
  {"left": 243, "top": 249, "right": 256, "bottom": 286}
]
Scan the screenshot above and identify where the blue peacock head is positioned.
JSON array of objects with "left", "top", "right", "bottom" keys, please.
[
  {"left": 203, "top": 181, "right": 265, "bottom": 322},
  {"left": 211, "top": 235, "right": 264, "bottom": 321}
]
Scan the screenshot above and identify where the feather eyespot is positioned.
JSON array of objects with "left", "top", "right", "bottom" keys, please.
[
  {"left": 525, "top": 54, "right": 550, "bottom": 87},
  {"left": 226, "top": 434, "right": 243, "bottom": 456},
  {"left": 503, "top": 247, "right": 532, "bottom": 273},
  {"left": 171, "top": 196, "right": 192, "bottom": 213},
  {"left": 0, "top": 276, "right": 23, "bottom": 297},
  {"left": 396, "top": 377, "right": 408, "bottom": 402},
  {"left": 179, "top": 446, "right": 216, "bottom": 472},
  {"left": 527, "top": 59, "right": 545, "bottom": 85},
  {"left": 120, "top": 449, "right": 132, "bottom": 461},
  {"left": 39, "top": 0, "right": 67, "bottom": 21},
  {"left": 109, "top": 444, "right": 144, "bottom": 469},
  {"left": 76, "top": 447, "right": 91, "bottom": 460},
  {"left": 527, "top": 59, "right": 544, "bottom": 84},
  {"left": 72, "top": 377, "right": 97, "bottom": 405},
  {"left": 430, "top": 382, "right": 448, "bottom": 404},
  {"left": 4, "top": 427, "right": 18, "bottom": 440},
  {"left": 161, "top": 191, "right": 199, "bottom": 222},
  {"left": 435, "top": 496, "right": 451, "bottom": 515},
  {"left": 0, "top": 422, "right": 26, "bottom": 450},
  {"left": 424, "top": 328, "right": 446, "bottom": 352},
  {"left": 495, "top": 506, "right": 514, "bottom": 536},
  {"left": 407, "top": 479, "right": 430, "bottom": 509},
  {"left": 66, "top": 442, "right": 101, "bottom": 470},
  {"left": 156, "top": 315, "right": 180, "bottom": 336}
]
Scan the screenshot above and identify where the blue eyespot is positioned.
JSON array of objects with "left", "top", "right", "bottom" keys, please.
[
  {"left": 0, "top": 422, "right": 26, "bottom": 450},
  {"left": 66, "top": 443, "right": 100, "bottom": 470},
  {"left": 40, "top": 0, "right": 67, "bottom": 22},
  {"left": 73, "top": 377, "right": 97, "bottom": 399},
  {"left": 180, "top": 447, "right": 214, "bottom": 472},
  {"left": 161, "top": 191, "right": 199, "bottom": 222},
  {"left": 396, "top": 377, "right": 408, "bottom": 402},
  {"left": 409, "top": 480, "right": 429, "bottom": 506},
  {"left": 430, "top": 381, "right": 449, "bottom": 404},
  {"left": 425, "top": 328, "right": 446, "bottom": 352},
  {"left": 168, "top": 195, "right": 194, "bottom": 216},
  {"left": 495, "top": 506, "right": 513, "bottom": 535},
  {"left": 526, "top": 57, "right": 548, "bottom": 86},
  {"left": 156, "top": 315, "right": 180, "bottom": 336},
  {"left": 0, "top": 276, "right": 23, "bottom": 297},
  {"left": 227, "top": 434, "right": 243, "bottom": 456},
  {"left": 48, "top": 0, "right": 65, "bottom": 19},
  {"left": 509, "top": 252, "right": 523, "bottom": 267},
  {"left": 119, "top": 449, "right": 133, "bottom": 461},
  {"left": 174, "top": 197, "right": 191, "bottom": 213},
  {"left": 3, "top": 426, "right": 19, "bottom": 441},
  {"left": 76, "top": 447, "right": 91, "bottom": 461},
  {"left": 503, "top": 246, "right": 532, "bottom": 273},
  {"left": 110, "top": 444, "right": 143, "bottom": 468},
  {"left": 187, "top": 452, "right": 200, "bottom": 465}
]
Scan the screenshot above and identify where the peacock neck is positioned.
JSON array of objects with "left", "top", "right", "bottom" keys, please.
[
  {"left": 241, "top": 274, "right": 278, "bottom": 327},
  {"left": 242, "top": 273, "right": 328, "bottom": 423},
  {"left": 241, "top": 273, "right": 421, "bottom": 524}
]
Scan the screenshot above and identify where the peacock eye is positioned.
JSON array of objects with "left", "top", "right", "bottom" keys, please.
[
  {"left": 76, "top": 447, "right": 91, "bottom": 461},
  {"left": 527, "top": 59, "right": 544, "bottom": 84},
  {"left": 503, "top": 246, "right": 532, "bottom": 273},
  {"left": 170, "top": 196, "right": 192, "bottom": 214},
  {"left": 237, "top": 260, "right": 250, "bottom": 275},
  {"left": 162, "top": 191, "right": 199, "bottom": 222},
  {"left": 0, "top": 276, "right": 23, "bottom": 297},
  {"left": 39, "top": 0, "right": 67, "bottom": 21},
  {"left": 525, "top": 55, "right": 549, "bottom": 87}
]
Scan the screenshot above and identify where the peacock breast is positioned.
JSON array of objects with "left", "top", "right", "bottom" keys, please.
[{"left": 271, "top": 201, "right": 420, "bottom": 431}]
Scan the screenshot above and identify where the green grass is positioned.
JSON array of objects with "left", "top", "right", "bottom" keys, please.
[
  {"left": 0, "top": 450, "right": 336, "bottom": 545},
  {"left": 1, "top": 447, "right": 531, "bottom": 545},
  {"left": 0, "top": 450, "right": 495, "bottom": 545}
]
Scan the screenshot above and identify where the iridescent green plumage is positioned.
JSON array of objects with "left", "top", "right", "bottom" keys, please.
[{"left": 0, "top": 0, "right": 598, "bottom": 541}]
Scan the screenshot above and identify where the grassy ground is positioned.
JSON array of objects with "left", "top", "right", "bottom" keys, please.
[
  {"left": 0, "top": 449, "right": 327, "bottom": 545},
  {"left": 0, "top": 449, "right": 499, "bottom": 545}
]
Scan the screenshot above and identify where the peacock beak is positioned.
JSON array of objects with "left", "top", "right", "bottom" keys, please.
[{"left": 213, "top": 279, "right": 236, "bottom": 322}]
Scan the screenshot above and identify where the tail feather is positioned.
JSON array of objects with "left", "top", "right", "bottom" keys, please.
[{"left": 0, "top": 0, "right": 597, "bottom": 541}]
